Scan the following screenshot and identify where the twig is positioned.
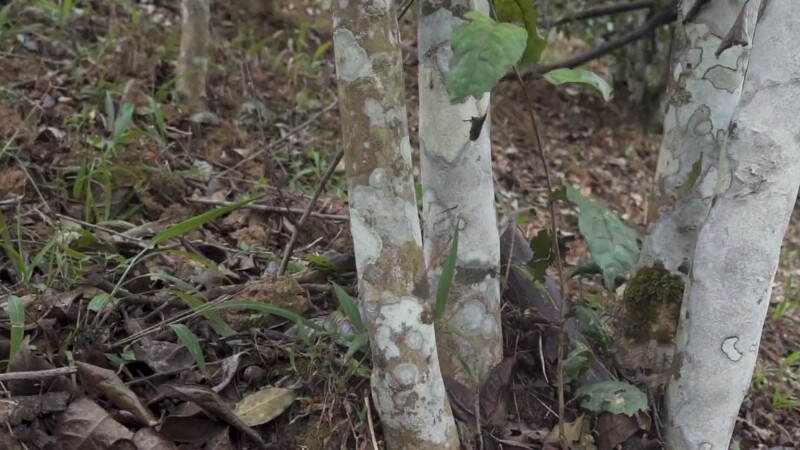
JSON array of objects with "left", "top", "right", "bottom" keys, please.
[
  {"left": 187, "top": 198, "right": 348, "bottom": 221},
  {"left": 0, "top": 366, "right": 76, "bottom": 381},
  {"left": 364, "top": 396, "right": 379, "bottom": 450},
  {"left": 278, "top": 150, "right": 344, "bottom": 275},
  {"left": 219, "top": 100, "right": 338, "bottom": 176},
  {"left": 511, "top": 2, "right": 677, "bottom": 79},
  {"left": 512, "top": 66, "right": 569, "bottom": 447},
  {"left": 544, "top": 0, "right": 654, "bottom": 27}
]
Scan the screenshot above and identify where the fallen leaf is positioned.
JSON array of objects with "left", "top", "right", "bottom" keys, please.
[
  {"left": 0, "top": 391, "right": 70, "bottom": 425},
  {"left": 480, "top": 356, "right": 516, "bottom": 424},
  {"left": 234, "top": 387, "right": 295, "bottom": 426},
  {"left": 134, "top": 340, "right": 194, "bottom": 373},
  {"left": 77, "top": 361, "right": 158, "bottom": 426},
  {"left": 133, "top": 428, "right": 177, "bottom": 450},
  {"left": 167, "top": 384, "right": 266, "bottom": 448},
  {"left": 56, "top": 397, "right": 135, "bottom": 449},
  {"left": 597, "top": 412, "right": 638, "bottom": 450},
  {"left": 544, "top": 415, "right": 584, "bottom": 444}
]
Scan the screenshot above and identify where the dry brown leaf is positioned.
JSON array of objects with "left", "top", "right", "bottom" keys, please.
[
  {"left": 233, "top": 387, "right": 295, "bottom": 426},
  {"left": 133, "top": 428, "right": 177, "bottom": 450},
  {"left": 77, "top": 361, "right": 158, "bottom": 426},
  {"left": 55, "top": 397, "right": 135, "bottom": 450}
]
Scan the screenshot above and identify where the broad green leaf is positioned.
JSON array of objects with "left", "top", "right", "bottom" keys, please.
[
  {"left": 447, "top": 11, "right": 527, "bottom": 102},
  {"left": 169, "top": 323, "right": 206, "bottom": 373},
  {"left": 494, "top": 0, "right": 547, "bottom": 64},
  {"left": 565, "top": 185, "right": 639, "bottom": 290},
  {"left": 333, "top": 283, "right": 366, "bottom": 334},
  {"left": 150, "top": 197, "right": 252, "bottom": 246},
  {"left": 563, "top": 343, "right": 593, "bottom": 379},
  {"left": 435, "top": 227, "right": 459, "bottom": 321},
  {"left": 574, "top": 381, "right": 648, "bottom": 416},
  {"left": 6, "top": 295, "right": 24, "bottom": 363},
  {"left": 172, "top": 289, "right": 236, "bottom": 338},
  {"left": 543, "top": 68, "right": 613, "bottom": 102}
]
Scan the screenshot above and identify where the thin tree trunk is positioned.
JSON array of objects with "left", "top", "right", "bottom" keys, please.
[
  {"left": 331, "top": 3, "right": 459, "bottom": 449},
  {"left": 618, "top": 0, "right": 761, "bottom": 371},
  {"left": 417, "top": 0, "right": 503, "bottom": 391},
  {"left": 665, "top": 1, "right": 800, "bottom": 447},
  {"left": 176, "top": 0, "right": 210, "bottom": 113}
]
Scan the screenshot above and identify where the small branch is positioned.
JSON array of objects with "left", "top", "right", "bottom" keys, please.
[
  {"left": 278, "top": 149, "right": 345, "bottom": 275},
  {"left": 187, "top": 198, "right": 348, "bottom": 221},
  {"left": 0, "top": 366, "right": 76, "bottom": 382},
  {"left": 516, "top": 3, "right": 677, "bottom": 78},
  {"left": 544, "top": 1, "right": 654, "bottom": 27}
]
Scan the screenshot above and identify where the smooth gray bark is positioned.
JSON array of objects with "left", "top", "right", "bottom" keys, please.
[
  {"left": 417, "top": 0, "right": 503, "bottom": 390},
  {"left": 665, "top": 1, "right": 800, "bottom": 447},
  {"left": 176, "top": 0, "right": 210, "bottom": 113}
]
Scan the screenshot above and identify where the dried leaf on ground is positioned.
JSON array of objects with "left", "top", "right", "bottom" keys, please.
[
  {"left": 0, "top": 391, "right": 70, "bottom": 425},
  {"left": 597, "top": 412, "right": 639, "bottom": 450},
  {"left": 479, "top": 356, "right": 516, "bottom": 424},
  {"left": 234, "top": 386, "right": 295, "bottom": 426},
  {"left": 76, "top": 361, "right": 158, "bottom": 426},
  {"left": 55, "top": 397, "right": 135, "bottom": 450}
]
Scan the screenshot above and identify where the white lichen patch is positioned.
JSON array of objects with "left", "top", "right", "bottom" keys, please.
[
  {"left": 369, "top": 168, "right": 387, "bottom": 188},
  {"left": 350, "top": 185, "right": 418, "bottom": 246},
  {"left": 349, "top": 208, "right": 382, "bottom": 273},
  {"left": 333, "top": 29, "right": 372, "bottom": 82},
  {"left": 454, "top": 301, "right": 497, "bottom": 338},
  {"left": 392, "top": 363, "right": 419, "bottom": 387},
  {"left": 721, "top": 336, "right": 743, "bottom": 361}
]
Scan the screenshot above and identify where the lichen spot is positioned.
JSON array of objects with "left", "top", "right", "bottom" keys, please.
[
  {"left": 364, "top": 98, "right": 386, "bottom": 127},
  {"left": 721, "top": 337, "right": 743, "bottom": 361},
  {"left": 405, "top": 329, "right": 423, "bottom": 350},
  {"left": 333, "top": 29, "right": 372, "bottom": 82},
  {"left": 392, "top": 363, "right": 419, "bottom": 388},
  {"left": 369, "top": 168, "right": 387, "bottom": 188}
]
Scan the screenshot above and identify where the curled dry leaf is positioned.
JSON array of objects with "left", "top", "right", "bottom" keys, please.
[
  {"left": 233, "top": 386, "right": 295, "bottom": 426},
  {"left": 56, "top": 397, "right": 135, "bottom": 450},
  {"left": 167, "top": 384, "right": 267, "bottom": 448},
  {"left": 76, "top": 361, "right": 158, "bottom": 426},
  {"left": 133, "top": 428, "right": 177, "bottom": 450}
]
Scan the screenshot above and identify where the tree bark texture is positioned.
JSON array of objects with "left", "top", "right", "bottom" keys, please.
[
  {"left": 616, "top": 0, "right": 762, "bottom": 373},
  {"left": 641, "top": 0, "right": 760, "bottom": 274},
  {"left": 176, "top": 0, "right": 210, "bottom": 113},
  {"left": 331, "top": 3, "right": 459, "bottom": 449},
  {"left": 665, "top": 1, "right": 800, "bottom": 447},
  {"left": 417, "top": 0, "right": 503, "bottom": 390}
]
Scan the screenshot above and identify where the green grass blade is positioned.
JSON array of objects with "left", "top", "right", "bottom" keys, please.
[
  {"left": 172, "top": 289, "right": 236, "bottom": 338},
  {"left": 6, "top": 295, "right": 25, "bottom": 364},
  {"left": 435, "top": 227, "right": 459, "bottom": 321},
  {"left": 169, "top": 323, "right": 206, "bottom": 373},
  {"left": 150, "top": 197, "right": 252, "bottom": 246},
  {"left": 333, "top": 283, "right": 365, "bottom": 333}
]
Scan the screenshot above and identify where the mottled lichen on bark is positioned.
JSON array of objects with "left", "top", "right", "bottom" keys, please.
[
  {"left": 665, "top": 2, "right": 800, "bottom": 447},
  {"left": 418, "top": 0, "right": 503, "bottom": 391},
  {"left": 332, "top": 2, "right": 459, "bottom": 448},
  {"left": 176, "top": 0, "right": 210, "bottom": 113}
]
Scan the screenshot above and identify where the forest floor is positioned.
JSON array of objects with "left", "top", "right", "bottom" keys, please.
[{"left": 0, "top": 1, "right": 798, "bottom": 449}]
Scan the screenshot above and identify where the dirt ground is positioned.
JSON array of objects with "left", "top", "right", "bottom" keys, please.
[{"left": 0, "top": 1, "right": 797, "bottom": 448}]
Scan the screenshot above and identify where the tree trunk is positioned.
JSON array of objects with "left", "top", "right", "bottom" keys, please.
[
  {"left": 176, "top": 0, "right": 210, "bottom": 113},
  {"left": 417, "top": 0, "right": 503, "bottom": 391},
  {"left": 665, "top": 1, "right": 800, "bottom": 447},
  {"left": 331, "top": 3, "right": 459, "bottom": 449},
  {"left": 617, "top": 0, "right": 761, "bottom": 372}
]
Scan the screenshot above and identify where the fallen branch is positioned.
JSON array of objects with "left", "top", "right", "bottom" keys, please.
[
  {"left": 0, "top": 366, "right": 76, "bottom": 382},
  {"left": 188, "top": 197, "right": 348, "bottom": 221},
  {"left": 544, "top": 1, "right": 654, "bottom": 28},
  {"left": 513, "top": 3, "right": 677, "bottom": 79}
]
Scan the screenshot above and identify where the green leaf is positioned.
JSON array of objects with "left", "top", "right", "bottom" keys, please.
[
  {"left": 543, "top": 68, "right": 613, "bottom": 102},
  {"left": 304, "top": 254, "right": 338, "bottom": 271},
  {"left": 169, "top": 323, "right": 206, "bottom": 373},
  {"left": 333, "top": 283, "right": 366, "bottom": 334},
  {"left": 447, "top": 11, "right": 527, "bottom": 102},
  {"left": 172, "top": 289, "right": 237, "bottom": 338},
  {"left": 574, "top": 303, "right": 611, "bottom": 348},
  {"left": 529, "top": 229, "right": 554, "bottom": 282},
  {"left": 6, "top": 295, "right": 24, "bottom": 364},
  {"left": 88, "top": 293, "right": 115, "bottom": 312},
  {"left": 574, "top": 381, "right": 648, "bottom": 416},
  {"left": 344, "top": 332, "right": 369, "bottom": 360},
  {"left": 565, "top": 185, "right": 639, "bottom": 290},
  {"left": 150, "top": 197, "right": 252, "bottom": 246},
  {"left": 494, "top": 0, "right": 547, "bottom": 64},
  {"left": 435, "top": 227, "right": 459, "bottom": 322},
  {"left": 563, "top": 343, "right": 594, "bottom": 380}
]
